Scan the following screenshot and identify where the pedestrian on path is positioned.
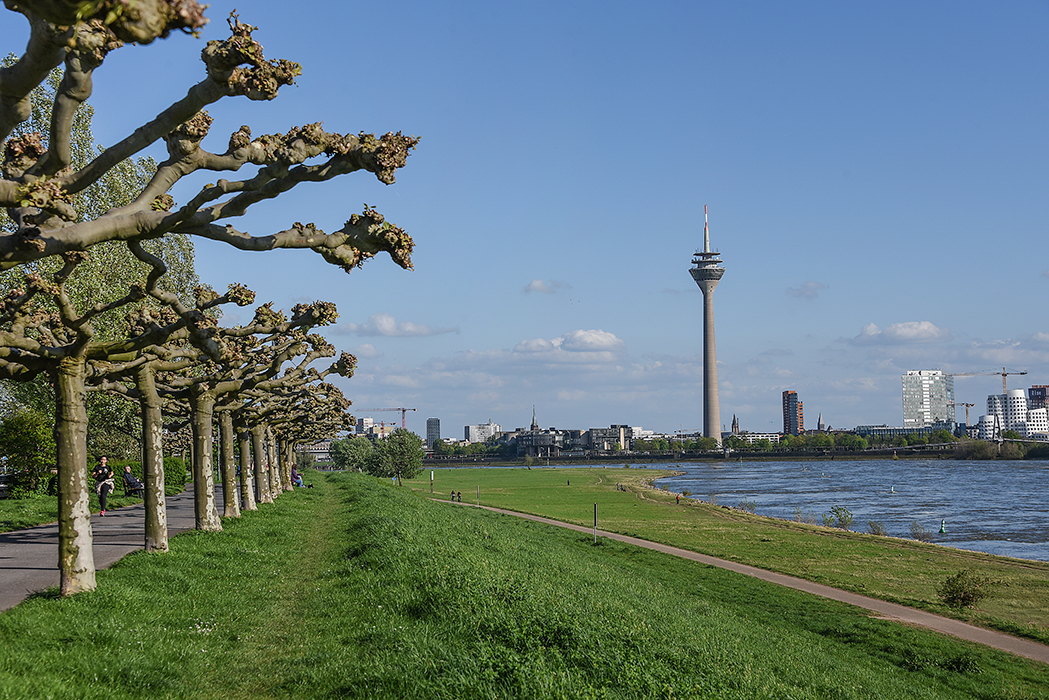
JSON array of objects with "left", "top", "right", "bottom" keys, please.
[{"left": 93, "top": 457, "right": 114, "bottom": 516}]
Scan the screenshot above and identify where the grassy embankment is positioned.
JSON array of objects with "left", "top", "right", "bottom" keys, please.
[
  {"left": 407, "top": 466, "right": 1049, "bottom": 646},
  {"left": 1, "top": 470, "right": 1047, "bottom": 699}
]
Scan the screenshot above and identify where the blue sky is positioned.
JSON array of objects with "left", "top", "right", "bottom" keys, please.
[{"left": 3, "top": 1, "right": 1047, "bottom": 437}]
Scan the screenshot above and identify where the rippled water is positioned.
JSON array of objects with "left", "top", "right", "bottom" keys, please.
[{"left": 648, "top": 458, "right": 1049, "bottom": 562}]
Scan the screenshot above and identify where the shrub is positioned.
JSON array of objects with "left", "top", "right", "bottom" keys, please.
[
  {"left": 793, "top": 506, "right": 818, "bottom": 524},
  {"left": 938, "top": 569, "right": 996, "bottom": 609},
  {"left": 867, "top": 520, "right": 888, "bottom": 536},
  {"left": 0, "top": 410, "right": 55, "bottom": 498},
  {"left": 910, "top": 520, "right": 933, "bottom": 542},
  {"left": 736, "top": 498, "right": 757, "bottom": 513},
  {"left": 681, "top": 489, "right": 692, "bottom": 497},
  {"left": 822, "top": 505, "right": 854, "bottom": 530}
]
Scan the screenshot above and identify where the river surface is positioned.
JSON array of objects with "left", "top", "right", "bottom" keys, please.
[{"left": 644, "top": 458, "right": 1049, "bottom": 562}]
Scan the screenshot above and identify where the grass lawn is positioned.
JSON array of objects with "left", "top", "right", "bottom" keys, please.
[
  {"left": 406, "top": 466, "right": 1049, "bottom": 646},
  {"left": 1, "top": 470, "right": 1047, "bottom": 699}
]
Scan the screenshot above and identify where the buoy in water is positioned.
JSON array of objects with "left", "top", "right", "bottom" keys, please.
[
  {"left": 890, "top": 486, "right": 894, "bottom": 493},
  {"left": 939, "top": 519, "right": 946, "bottom": 534}
]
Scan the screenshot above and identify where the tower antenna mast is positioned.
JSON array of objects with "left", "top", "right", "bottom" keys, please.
[{"left": 689, "top": 205, "right": 725, "bottom": 446}]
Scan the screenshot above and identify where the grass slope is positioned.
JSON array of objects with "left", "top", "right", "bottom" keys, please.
[
  {"left": 408, "top": 467, "right": 1049, "bottom": 646},
  {"left": 1, "top": 472, "right": 1047, "bottom": 698}
]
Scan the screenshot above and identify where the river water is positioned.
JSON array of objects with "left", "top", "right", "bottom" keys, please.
[{"left": 642, "top": 458, "right": 1049, "bottom": 563}]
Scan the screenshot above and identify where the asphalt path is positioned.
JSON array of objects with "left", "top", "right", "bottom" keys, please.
[
  {"left": 448, "top": 500, "right": 1049, "bottom": 666},
  {"left": 0, "top": 485, "right": 204, "bottom": 612}
]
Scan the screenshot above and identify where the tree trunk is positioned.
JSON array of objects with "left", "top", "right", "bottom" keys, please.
[
  {"left": 219, "top": 411, "right": 240, "bottom": 518},
  {"left": 136, "top": 364, "right": 168, "bottom": 552},
  {"left": 278, "top": 437, "right": 293, "bottom": 490},
  {"left": 266, "top": 425, "right": 282, "bottom": 495},
  {"left": 53, "top": 356, "right": 96, "bottom": 595},
  {"left": 252, "top": 424, "right": 272, "bottom": 504},
  {"left": 236, "top": 420, "right": 257, "bottom": 511},
  {"left": 189, "top": 388, "right": 222, "bottom": 531}
]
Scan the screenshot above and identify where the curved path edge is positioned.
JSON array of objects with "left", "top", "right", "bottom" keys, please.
[{"left": 452, "top": 501, "right": 1049, "bottom": 666}]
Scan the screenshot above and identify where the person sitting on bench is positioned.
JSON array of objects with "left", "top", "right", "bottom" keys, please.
[{"left": 122, "top": 465, "right": 145, "bottom": 498}]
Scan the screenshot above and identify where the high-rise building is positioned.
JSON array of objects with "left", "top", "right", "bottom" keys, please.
[
  {"left": 688, "top": 206, "right": 725, "bottom": 446},
  {"left": 425, "top": 417, "right": 440, "bottom": 449},
  {"left": 782, "top": 390, "right": 803, "bottom": 435},
  {"left": 901, "top": 370, "right": 955, "bottom": 428}
]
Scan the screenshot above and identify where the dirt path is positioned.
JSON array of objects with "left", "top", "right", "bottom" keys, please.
[{"left": 450, "top": 500, "right": 1049, "bottom": 666}]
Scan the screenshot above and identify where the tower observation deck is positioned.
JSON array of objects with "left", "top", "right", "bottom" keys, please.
[{"left": 689, "top": 206, "right": 725, "bottom": 445}]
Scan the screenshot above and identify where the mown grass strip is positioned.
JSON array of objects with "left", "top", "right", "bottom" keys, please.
[
  {"left": 3, "top": 471, "right": 1048, "bottom": 698},
  {"left": 407, "top": 466, "right": 1049, "bottom": 646}
]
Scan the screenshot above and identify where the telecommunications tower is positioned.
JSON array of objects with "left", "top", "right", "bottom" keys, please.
[{"left": 689, "top": 205, "right": 725, "bottom": 445}]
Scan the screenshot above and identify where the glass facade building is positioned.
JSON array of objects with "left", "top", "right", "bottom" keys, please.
[{"left": 902, "top": 370, "right": 955, "bottom": 428}]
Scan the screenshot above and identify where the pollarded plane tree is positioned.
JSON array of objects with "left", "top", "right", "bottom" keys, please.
[
  {"left": 270, "top": 381, "right": 355, "bottom": 481},
  {"left": 0, "top": 6, "right": 418, "bottom": 274},
  {"left": 87, "top": 279, "right": 258, "bottom": 551},
  {"left": 2, "top": 2, "right": 418, "bottom": 595},
  {"left": 213, "top": 347, "right": 354, "bottom": 510},
  {"left": 151, "top": 301, "right": 343, "bottom": 529},
  {"left": 239, "top": 372, "right": 354, "bottom": 491},
  {"left": 0, "top": 249, "right": 233, "bottom": 593}
]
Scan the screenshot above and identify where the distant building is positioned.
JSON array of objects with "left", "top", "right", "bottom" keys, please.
[
  {"left": 739, "top": 432, "right": 781, "bottom": 445},
  {"left": 589, "top": 425, "right": 630, "bottom": 451},
  {"left": 731, "top": 415, "right": 739, "bottom": 435},
  {"left": 517, "top": 429, "right": 564, "bottom": 457},
  {"left": 426, "top": 417, "right": 441, "bottom": 449},
  {"left": 300, "top": 439, "right": 332, "bottom": 462},
  {"left": 902, "top": 370, "right": 955, "bottom": 428},
  {"left": 1029, "top": 386, "right": 1048, "bottom": 411},
  {"left": 980, "top": 390, "right": 1049, "bottom": 439},
  {"left": 782, "top": 390, "right": 803, "bottom": 435},
  {"left": 356, "top": 418, "right": 395, "bottom": 439},
  {"left": 854, "top": 424, "right": 947, "bottom": 440},
  {"left": 464, "top": 420, "right": 501, "bottom": 444}
]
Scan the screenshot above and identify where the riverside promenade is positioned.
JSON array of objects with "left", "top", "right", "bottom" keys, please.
[{"left": 0, "top": 486, "right": 202, "bottom": 612}]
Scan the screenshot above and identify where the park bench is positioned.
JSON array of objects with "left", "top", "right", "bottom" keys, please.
[{"left": 122, "top": 472, "right": 145, "bottom": 498}]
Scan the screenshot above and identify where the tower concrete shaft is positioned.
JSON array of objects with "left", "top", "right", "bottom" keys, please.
[{"left": 689, "top": 209, "right": 725, "bottom": 445}]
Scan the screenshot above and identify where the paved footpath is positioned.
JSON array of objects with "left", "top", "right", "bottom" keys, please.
[
  {"left": 0, "top": 486, "right": 203, "bottom": 612},
  {"left": 451, "top": 501, "right": 1049, "bottom": 666}
]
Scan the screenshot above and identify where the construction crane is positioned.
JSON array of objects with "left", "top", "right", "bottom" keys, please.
[
  {"left": 949, "top": 367, "right": 1027, "bottom": 394},
  {"left": 356, "top": 407, "right": 417, "bottom": 428},
  {"left": 950, "top": 402, "right": 975, "bottom": 426}
]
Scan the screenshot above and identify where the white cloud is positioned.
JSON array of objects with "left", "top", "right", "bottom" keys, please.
[
  {"left": 513, "top": 329, "right": 624, "bottom": 356},
  {"left": 351, "top": 343, "right": 380, "bottom": 359},
  {"left": 514, "top": 338, "right": 557, "bottom": 353},
  {"left": 849, "top": 321, "right": 950, "bottom": 345},
  {"left": 560, "top": 329, "right": 624, "bottom": 352},
  {"left": 786, "top": 281, "right": 828, "bottom": 299},
  {"left": 335, "top": 313, "right": 458, "bottom": 337},
  {"left": 523, "top": 279, "right": 570, "bottom": 294}
]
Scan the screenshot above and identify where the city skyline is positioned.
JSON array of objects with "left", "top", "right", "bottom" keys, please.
[{"left": 0, "top": 2, "right": 1045, "bottom": 437}]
